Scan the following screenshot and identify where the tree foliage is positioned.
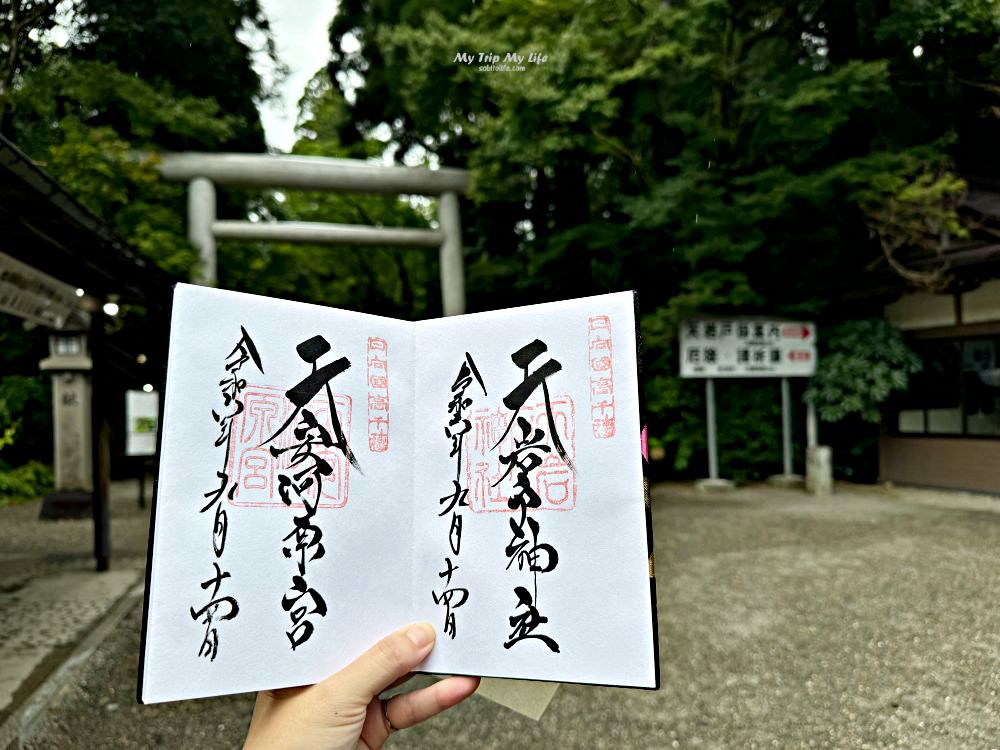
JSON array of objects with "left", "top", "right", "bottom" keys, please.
[
  {"left": 70, "top": 0, "right": 276, "bottom": 151},
  {"left": 0, "top": 0, "right": 61, "bottom": 129},
  {"left": 0, "top": 0, "right": 272, "bottom": 478},
  {"left": 5, "top": 0, "right": 274, "bottom": 272},
  {"left": 326, "top": 0, "right": 1000, "bottom": 478},
  {"left": 3, "top": 1, "right": 1000, "bottom": 483},
  {"left": 806, "top": 319, "right": 922, "bottom": 424}
]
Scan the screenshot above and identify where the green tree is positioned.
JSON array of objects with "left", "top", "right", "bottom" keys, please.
[
  {"left": 0, "top": 0, "right": 273, "bottom": 481},
  {"left": 0, "top": 0, "right": 60, "bottom": 129},
  {"left": 71, "top": 0, "right": 278, "bottom": 151},
  {"left": 11, "top": 56, "right": 239, "bottom": 274},
  {"left": 7, "top": 0, "right": 276, "bottom": 265},
  {"left": 326, "top": 0, "right": 1000, "bottom": 479}
]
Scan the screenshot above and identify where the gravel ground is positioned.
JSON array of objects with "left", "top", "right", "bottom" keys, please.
[{"left": 15, "top": 482, "right": 1000, "bottom": 749}]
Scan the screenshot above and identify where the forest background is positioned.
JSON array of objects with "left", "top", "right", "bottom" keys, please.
[{"left": 2, "top": 0, "right": 1000, "bottom": 497}]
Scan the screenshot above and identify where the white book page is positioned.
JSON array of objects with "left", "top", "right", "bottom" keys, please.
[
  {"left": 140, "top": 284, "right": 416, "bottom": 703},
  {"left": 411, "top": 291, "right": 656, "bottom": 688}
]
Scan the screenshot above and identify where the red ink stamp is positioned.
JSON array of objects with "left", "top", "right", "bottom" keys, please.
[
  {"left": 226, "top": 385, "right": 352, "bottom": 509},
  {"left": 588, "top": 315, "right": 616, "bottom": 438},
  {"left": 367, "top": 337, "right": 389, "bottom": 452},
  {"left": 465, "top": 396, "right": 577, "bottom": 513}
]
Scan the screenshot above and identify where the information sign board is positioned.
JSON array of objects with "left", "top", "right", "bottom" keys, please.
[{"left": 679, "top": 319, "right": 816, "bottom": 378}]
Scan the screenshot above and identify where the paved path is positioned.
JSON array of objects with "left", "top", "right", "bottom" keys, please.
[
  {"left": 7, "top": 482, "right": 1000, "bottom": 748},
  {"left": 0, "top": 482, "right": 148, "bottom": 738}
]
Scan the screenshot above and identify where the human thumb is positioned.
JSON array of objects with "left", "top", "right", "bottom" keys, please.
[{"left": 321, "top": 623, "right": 436, "bottom": 703}]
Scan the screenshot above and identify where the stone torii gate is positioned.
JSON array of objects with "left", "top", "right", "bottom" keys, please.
[{"left": 158, "top": 153, "right": 471, "bottom": 315}]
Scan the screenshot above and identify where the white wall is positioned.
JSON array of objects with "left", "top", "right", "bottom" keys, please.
[
  {"left": 960, "top": 279, "right": 1000, "bottom": 323},
  {"left": 884, "top": 292, "right": 956, "bottom": 329}
]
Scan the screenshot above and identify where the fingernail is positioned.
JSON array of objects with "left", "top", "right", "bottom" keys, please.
[{"left": 406, "top": 622, "right": 435, "bottom": 650}]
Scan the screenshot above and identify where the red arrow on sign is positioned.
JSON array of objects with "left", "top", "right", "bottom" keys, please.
[
  {"left": 781, "top": 325, "right": 811, "bottom": 340},
  {"left": 788, "top": 350, "right": 812, "bottom": 361}
]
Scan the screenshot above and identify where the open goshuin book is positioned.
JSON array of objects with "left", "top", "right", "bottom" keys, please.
[{"left": 138, "top": 284, "right": 658, "bottom": 703}]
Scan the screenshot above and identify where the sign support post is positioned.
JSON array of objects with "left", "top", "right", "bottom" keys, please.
[
  {"left": 126, "top": 389, "right": 160, "bottom": 507},
  {"left": 697, "top": 377, "right": 733, "bottom": 490},
  {"left": 769, "top": 376, "right": 803, "bottom": 486},
  {"left": 706, "top": 378, "right": 719, "bottom": 480},
  {"left": 680, "top": 319, "right": 817, "bottom": 491},
  {"left": 781, "top": 378, "right": 792, "bottom": 475}
]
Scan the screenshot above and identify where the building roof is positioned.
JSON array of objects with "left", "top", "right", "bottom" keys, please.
[
  {"left": 0, "top": 134, "right": 176, "bottom": 305},
  {"left": 0, "top": 134, "right": 179, "bottom": 383}
]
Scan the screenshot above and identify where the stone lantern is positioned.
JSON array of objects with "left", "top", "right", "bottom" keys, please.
[{"left": 38, "top": 330, "right": 93, "bottom": 518}]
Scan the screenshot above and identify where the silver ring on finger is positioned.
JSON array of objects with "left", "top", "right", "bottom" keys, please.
[{"left": 382, "top": 697, "right": 400, "bottom": 733}]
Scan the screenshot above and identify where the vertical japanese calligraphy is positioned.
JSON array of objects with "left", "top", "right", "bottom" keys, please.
[
  {"left": 433, "top": 353, "right": 486, "bottom": 638},
  {"left": 190, "top": 326, "right": 263, "bottom": 661},
  {"left": 494, "top": 339, "right": 568, "bottom": 653},
  {"left": 264, "top": 335, "right": 360, "bottom": 650},
  {"left": 588, "top": 315, "right": 616, "bottom": 439},
  {"left": 367, "top": 337, "right": 390, "bottom": 452}
]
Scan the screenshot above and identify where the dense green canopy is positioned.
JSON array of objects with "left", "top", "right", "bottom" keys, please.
[
  {"left": 2, "top": 0, "right": 1000, "bottom": 489},
  {"left": 0, "top": 0, "right": 273, "bottom": 494},
  {"left": 326, "top": 0, "right": 1000, "bottom": 477}
]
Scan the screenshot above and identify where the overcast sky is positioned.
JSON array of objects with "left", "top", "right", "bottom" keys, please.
[{"left": 257, "top": 1, "right": 340, "bottom": 152}]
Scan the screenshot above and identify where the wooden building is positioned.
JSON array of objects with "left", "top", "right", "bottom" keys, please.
[{"left": 879, "top": 179, "right": 1000, "bottom": 493}]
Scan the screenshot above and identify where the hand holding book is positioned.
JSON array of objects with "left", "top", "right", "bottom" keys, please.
[{"left": 245, "top": 622, "right": 479, "bottom": 750}]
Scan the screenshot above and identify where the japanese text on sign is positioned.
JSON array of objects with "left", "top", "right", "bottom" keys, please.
[{"left": 679, "top": 320, "right": 816, "bottom": 378}]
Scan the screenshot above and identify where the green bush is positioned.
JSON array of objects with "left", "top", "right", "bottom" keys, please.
[
  {"left": 0, "top": 461, "right": 54, "bottom": 506},
  {"left": 806, "top": 319, "right": 922, "bottom": 481},
  {"left": 806, "top": 319, "right": 921, "bottom": 424}
]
